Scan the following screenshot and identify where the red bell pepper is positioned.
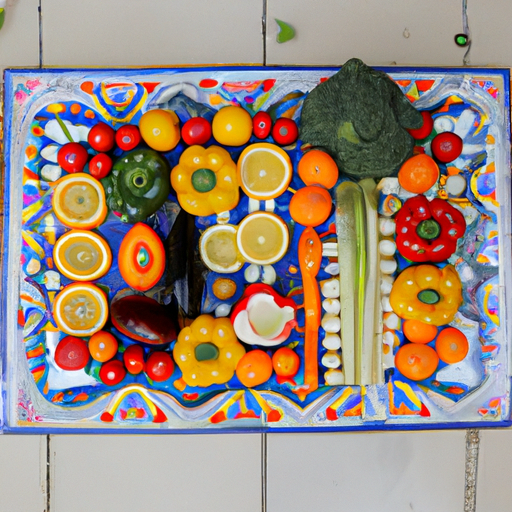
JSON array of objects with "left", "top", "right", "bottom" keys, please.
[{"left": 395, "top": 195, "right": 466, "bottom": 262}]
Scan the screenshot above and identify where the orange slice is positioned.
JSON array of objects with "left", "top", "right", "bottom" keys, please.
[
  {"left": 237, "top": 143, "right": 292, "bottom": 200},
  {"left": 52, "top": 173, "right": 107, "bottom": 229},
  {"left": 199, "top": 224, "right": 245, "bottom": 273},
  {"left": 236, "top": 212, "right": 289, "bottom": 265},
  {"left": 53, "top": 282, "right": 108, "bottom": 337},
  {"left": 53, "top": 230, "right": 112, "bottom": 281}
]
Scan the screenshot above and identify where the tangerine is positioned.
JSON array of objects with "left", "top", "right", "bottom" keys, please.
[
  {"left": 398, "top": 154, "right": 439, "bottom": 194},
  {"left": 402, "top": 319, "right": 438, "bottom": 344},
  {"left": 289, "top": 186, "right": 332, "bottom": 227},
  {"left": 297, "top": 149, "right": 339, "bottom": 189},
  {"left": 236, "top": 349, "right": 273, "bottom": 388},
  {"left": 88, "top": 330, "right": 118, "bottom": 362},
  {"left": 395, "top": 343, "right": 439, "bottom": 381},
  {"left": 435, "top": 327, "right": 469, "bottom": 364},
  {"left": 272, "top": 347, "right": 300, "bottom": 379}
]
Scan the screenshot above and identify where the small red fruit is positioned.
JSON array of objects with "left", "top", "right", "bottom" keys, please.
[
  {"left": 431, "top": 132, "right": 463, "bottom": 163},
  {"left": 88, "top": 122, "right": 115, "bottom": 152},
  {"left": 146, "top": 351, "right": 174, "bottom": 382},
  {"left": 253, "top": 111, "right": 272, "bottom": 139},
  {"left": 407, "top": 111, "right": 434, "bottom": 140},
  {"left": 272, "top": 118, "right": 298, "bottom": 145},
  {"left": 57, "top": 142, "right": 89, "bottom": 173},
  {"left": 89, "top": 153, "right": 113, "bottom": 179},
  {"left": 181, "top": 117, "right": 212, "bottom": 146},
  {"left": 123, "top": 344, "right": 145, "bottom": 375},
  {"left": 99, "top": 360, "right": 126, "bottom": 386},
  {"left": 115, "top": 124, "right": 142, "bottom": 151},
  {"left": 54, "top": 336, "right": 90, "bottom": 371}
]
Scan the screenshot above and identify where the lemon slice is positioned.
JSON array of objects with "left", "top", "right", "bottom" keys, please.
[
  {"left": 236, "top": 212, "right": 289, "bottom": 265},
  {"left": 237, "top": 143, "right": 292, "bottom": 200},
  {"left": 199, "top": 224, "right": 244, "bottom": 273},
  {"left": 53, "top": 230, "right": 112, "bottom": 281},
  {"left": 53, "top": 283, "right": 108, "bottom": 337},
  {"left": 52, "top": 173, "right": 107, "bottom": 230}
]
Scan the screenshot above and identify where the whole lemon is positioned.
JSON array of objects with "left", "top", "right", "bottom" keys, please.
[
  {"left": 212, "top": 106, "right": 252, "bottom": 146},
  {"left": 139, "top": 109, "right": 180, "bottom": 152}
]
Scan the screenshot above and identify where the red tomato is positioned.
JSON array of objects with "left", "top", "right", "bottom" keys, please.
[
  {"left": 272, "top": 118, "right": 298, "bottom": 145},
  {"left": 55, "top": 336, "right": 90, "bottom": 371},
  {"left": 431, "top": 132, "right": 463, "bottom": 163},
  {"left": 57, "top": 142, "right": 89, "bottom": 173},
  {"left": 123, "top": 344, "right": 145, "bottom": 375},
  {"left": 88, "top": 122, "right": 115, "bottom": 152},
  {"left": 146, "top": 351, "right": 174, "bottom": 382},
  {"left": 253, "top": 111, "right": 272, "bottom": 139},
  {"left": 99, "top": 360, "right": 126, "bottom": 386},
  {"left": 89, "top": 153, "right": 113, "bottom": 179},
  {"left": 407, "top": 111, "right": 434, "bottom": 140},
  {"left": 115, "top": 124, "right": 141, "bottom": 151},
  {"left": 181, "top": 117, "right": 212, "bottom": 146}
]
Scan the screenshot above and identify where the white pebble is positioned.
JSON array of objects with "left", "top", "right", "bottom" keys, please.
[
  {"left": 380, "top": 275, "right": 394, "bottom": 295},
  {"left": 322, "top": 298, "right": 341, "bottom": 315},
  {"left": 384, "top": 312, "right": 400, "bottom": 330},
  {"left": 324, "top": 369, "right": 345, "bottom": 386},
  {"left": 380, "top": 258, "right": 397, "bottom": 275},
  {"left": 445, "top": 174, "right": 467, "bottom": 196},
  {"left": 261, "top": 265, "right": 276, "bottom": 285},
  {"left": 244, "top": 264, "right": 260, "bottom": 283},
  {"left": 383, "top": 330, "right": 395, "bottom": 346},
  {"left": 321, "top": 314, "right": 341, "bottom": 333},
  {"left": 324, "top": 262, "right": 340, "bottom": 276},
  {"left": 322, "top": 333, "right": 342, "bottom": 350},
  {"left": 381, "top": 295, "right": 393, "bottom": 313},
  {"left": 379, "top": 218, "right": 396, "bottom": 236},
  {"left": 215, "top": 303, "right": 231, "bottom": 317},
  {"left": 321, "top": 278, "right": 340, "bottom": 298},
  {"left": 44, "top": 270, "right": 60, "bottom": 290},
  {"left": 322, "top": 351, "right": 342, "bottom": 369},
  {"left": 379, "top": 239, "right": 396, "bottom": 257}
]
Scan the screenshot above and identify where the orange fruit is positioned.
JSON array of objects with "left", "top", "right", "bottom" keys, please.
[
  {"left": 398, "top": 154, "right": 440, "bottom": 194},
  {"left": 53, "top": 229, "right": 112, "bottom": 281},
  {"left": 237, "top": 143, "right": 292, "bottom": 200},
  {"left": 272, "top": 347, "right": 300, "bottom": 378},
  {"left": 236, "top": 212, "right": 289, "bottom": 265},
  {"left": 435, "top": 327, "right": 469, "bottom": 364},
  {"left": 289, "top": 186, "right": 332, "bottom": 227},
  {"left": 395, "top": 343, "right": 439, "bottom": 381},
  {"left": 139, "top": 109, "right": 180, "bottom": 152},
  {"left": 298, "top": 149, "right": 339, "bottom": 189},
  {"left": 236, "top": 349, "right": 273, "bottom": 388},
  {"left": 88, "top": 330, "right": 118, "bottom": 362},
  {"left": 212, "top": 106, "right": 252, "bottom": 146},
  {"left": 52, "top": 173, "right": 107, "bottom": 230},
  {"left": 53, "top": 282, "right": 108, "bottom": 337},
  {"left": 402, "top": 319, "right": 438, "bottom": 344}
]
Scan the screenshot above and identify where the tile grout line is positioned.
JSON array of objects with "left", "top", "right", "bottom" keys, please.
[
  {"left": 262, "top": 0, "right": 267, "bottom": 65},
  {"left": 464, "top": 429, "right": 480, "bottom": 512},
  {"left": 261, "top": 433, "right": 267, "bottom": 512},
  {"left": 38, "top": 0, "right": 42, "bottom": 67},
  {"left": 46, "top": 435, "right": 51, "bottom": 512}
]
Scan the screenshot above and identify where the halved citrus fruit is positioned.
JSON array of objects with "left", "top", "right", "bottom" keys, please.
[
  {"left": 53, "top": 230, "right": 112, "bottom": 281},
  {"left": 236, "top": 212, "right": 289, "bottom": 265},
  {"left": 237, "top": 143, "right": 292, "bottom": 200},
  {"left": 297, "top": 149, "right": 339, "bottom": 189},
  {"left": 199, "top": 224, "right": 244, "bottom": 273},
  {"left": 53, "top": 282, "right": 109, "bottom": 337},
  {"left": 52, "top": 173, "right": 107, "bottom": 229}
]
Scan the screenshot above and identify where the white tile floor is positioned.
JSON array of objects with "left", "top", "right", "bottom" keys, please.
[{"left": 2, "top": 1, "right": 512, "bottom": 511}]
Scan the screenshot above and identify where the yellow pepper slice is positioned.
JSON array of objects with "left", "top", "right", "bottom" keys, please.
[
  {"left": 170, "top": 145, "right": 240, "bottom": 216},
  {"left": 389, "top": 264, "right": 462, "bottom": 326},
  {"left": 173, "top": 315, "right": 246, "bottom": 387}
]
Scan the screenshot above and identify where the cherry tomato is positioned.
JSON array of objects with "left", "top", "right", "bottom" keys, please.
[
  {"left": 431, "top": 132, "right": 463, "bottom": 163},
  {"left": 89, "top": 153, "right": 113, "bottom": 179},
  {"left": 146, "top": 351, "right": 174, "bottom": 382},
  {"left": 253, "top": 111, "right": 272, "bottom": 139},
  {"left": 88, "top": 331, "right": 118, "bottom": 362},
  {"left": 115, "top": 124, "right": 141, "bottom": 151},
  {"left": 272, "top": 118, "right": 298, "bottom": 145},
  {"left": 123, "top": 344, "right": 145, "bottom": 375},
  {"left": 99, "top": 359, "right": 126, "bottom": 386},
  {"left": 272, "top": 347, "right": 300, "bottom": 378},
  {"left": 88, "top": 122, "right": 115, "bottom": 152},
  {"left": 57, "top": 142, "right": 89, "bottom": 173},
  {"left": 55, "top": 336, "right": 90, "bottom": 371},
  {"left": 407, "top": 111, "right": 434, "bottom": 140},
  {"left": 181, "top": 117, "right": 212, "bottom": 146}
]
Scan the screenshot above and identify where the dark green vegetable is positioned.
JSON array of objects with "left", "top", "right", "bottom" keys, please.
[
  {"left": 102, "top": 148, "right": 170, "bottom": 223},
  {"left": 300, "top": 58, "right": 423, "bottom": 179}
]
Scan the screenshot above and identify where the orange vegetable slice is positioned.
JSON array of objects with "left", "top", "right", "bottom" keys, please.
[
  {"left": 236, "top": 212, "right": 289, "bottom": 265},
  {"left": 53, "top": 229, "right": 112, "bottom": 281},
  {"left": 52, "top": 173, "right": 107, "bottom": 229},
  {"left": 53, "top": 282, "right": 108, "bottom": 337},
  {"left": 237, "top": 143, "right": 292, "bottom": 200},
  {"left": 118, "top": 223, "right": 165, "bottom": 291}
]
